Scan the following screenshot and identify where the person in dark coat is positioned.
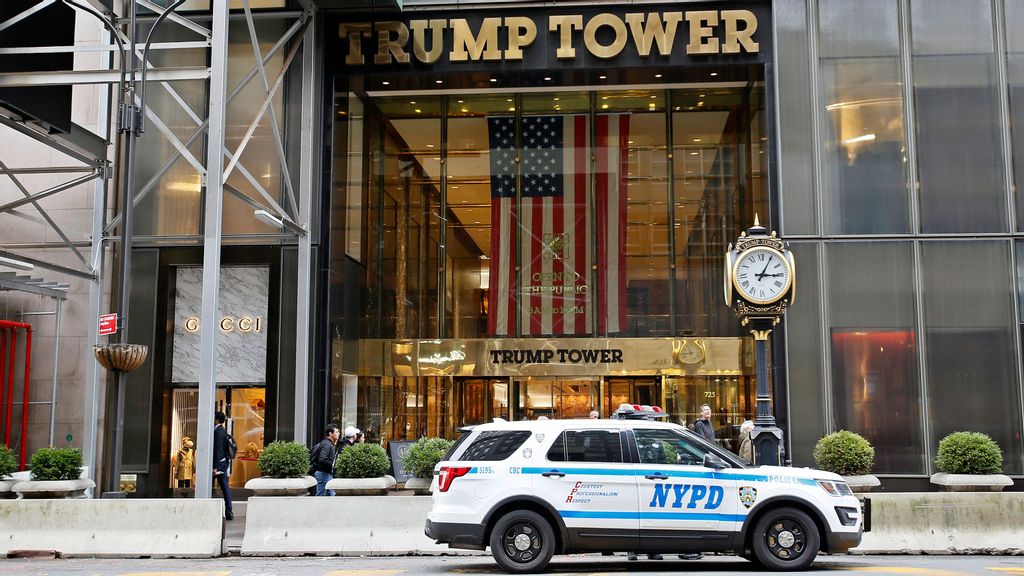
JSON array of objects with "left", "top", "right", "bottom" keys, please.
[
  {"left": 694, "top": 403, "right": 716, "bottom": 442},
  {"left": 213, "top": 411, "right": 233, "bottom": 520},
  {"left": 311, "top": 423, "right": 341, "bottom": 496}
]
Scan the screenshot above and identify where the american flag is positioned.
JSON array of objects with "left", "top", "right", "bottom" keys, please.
[{"left": 487, "top": 114, "right": 629, "bottom": 336}]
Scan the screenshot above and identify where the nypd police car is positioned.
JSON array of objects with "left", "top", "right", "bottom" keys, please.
[{"left": 424, "top": 406, "right": 863, "bottom": 573}]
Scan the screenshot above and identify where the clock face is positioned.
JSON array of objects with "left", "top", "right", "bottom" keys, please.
[{"left": 732, "top": 247, "right": 793, "bottom": 305}]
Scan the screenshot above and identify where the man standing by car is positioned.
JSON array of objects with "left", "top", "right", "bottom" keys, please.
[
  {"left": 694, "top": 403, "right": 716, "bottom": 442},
  {"left": 311, "top": 423, "right": 341, "bottom": 496},
  {"left": 213, "top": 411, "right": 233, "bottom": 520}
]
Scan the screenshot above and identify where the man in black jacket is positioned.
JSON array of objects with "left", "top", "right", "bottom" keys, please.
[
  {"left": 213, "top": 411, "right": 233, "bottom": 520},
  {"left": 694, "top": 403, "right": 716, "bottom": 442},
  {"left": 311, "top": 423, "right": 341, "bottom": 496}
]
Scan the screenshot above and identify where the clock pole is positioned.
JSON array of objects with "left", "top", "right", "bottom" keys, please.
[
  {"left": 724, "top": 215, "right": 794, "bottom": 467},
  {"left": 744, "top": 315, "right": 784, "bottom": 466}
]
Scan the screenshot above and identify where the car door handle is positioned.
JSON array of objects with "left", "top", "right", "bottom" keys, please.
[
  {"left": 645, "top": 473, "right": 669, "bottom": 480},
  {"left": 541, "top": 470, "right": 566, "bottom": 478}
]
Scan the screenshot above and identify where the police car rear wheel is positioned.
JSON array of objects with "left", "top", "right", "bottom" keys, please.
[
  {"left": 489, "top": 510, "right": 555, "bottom": 574},
  {"left": 751, "top": 506, "right": 820, "bottom": 571}
]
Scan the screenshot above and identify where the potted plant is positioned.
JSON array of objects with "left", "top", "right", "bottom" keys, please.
[
  {"left": 931, "top": 431, "right": 1012, "bottom": 492},
  {"left": 14, "top": 447, "right": 94, "bottom": 499},
  {"left": 402, "top": 437, "right": 453, "bottom": 494},
  {"left": 244, "top": 441, "right": 316, "bottom": 496},
  {"left": 812, "top": 430, "right": 879, "bottom": 492},
  {"left": 0, "top": 445, "right": 16, "bottom": 499},
  {"left": 326, "top": 443, "right": 395, "bottom": 495}
]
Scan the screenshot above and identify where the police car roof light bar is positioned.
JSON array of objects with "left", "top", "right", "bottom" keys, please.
[{"left": 613, "top": 403, "right": 669, "bottom": 420}]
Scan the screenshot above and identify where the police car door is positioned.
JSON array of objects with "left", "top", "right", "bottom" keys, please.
[
  {"left": 632, "top": 427, "right": 738, "bottom": 551},
  {"left": 533, "top": 428, "right": 639, "bottom": 552}
]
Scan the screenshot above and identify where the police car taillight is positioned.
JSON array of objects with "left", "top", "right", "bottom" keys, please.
[{"left": 438, "top": 466, "right": 472, "bottom": 492}]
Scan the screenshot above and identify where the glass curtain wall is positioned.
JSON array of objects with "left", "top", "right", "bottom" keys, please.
[{"left": 780, "top": 0, "right": 1024, "bottom": 475}]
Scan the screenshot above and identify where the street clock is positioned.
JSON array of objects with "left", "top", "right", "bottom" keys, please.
[{"left": 724, "top": 215, "right": 795, "bottom": 316}]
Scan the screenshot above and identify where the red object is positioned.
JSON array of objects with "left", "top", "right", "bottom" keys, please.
[
  {"left": 0, "top": 320, "right": 32, "bottom": 470},
  {"left": 98, "top": 313, "right": 118, "bottom": 336},
  {"left": 437, "top": 466, "right": 472, "bottom": 493}
]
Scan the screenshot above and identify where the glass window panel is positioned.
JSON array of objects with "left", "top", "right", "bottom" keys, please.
[
  {"left": 447, "top": 96, "right": 507, "bottom": 338},
  {"left": 911, "top": 0, "right": 1006, "bottom": 233},
  {"left": 819, "top": 0, "right": 909, "bottom": 234},
  {"left": 1004, "top": 1, "right": 1024, "bottom": 231},
  {"left": 784, "top": 242, "right": 825, "bottom": 467},
  {"left": 776, "top": 0, "right": 817, "bottom": 234},
  {"left": 672, "top": 86, "right": 767, "bottom": 337},
  {"left": 600, "top": 90, "right": 669, "bottom": 336},
  {"left": 826, "top": 242, "right": 923, "bottom": 473},
  {"left": 921, "top": 241, "right": 1022, "bottom": 474},
  {"left": 564, "top": 430, "right": 623, "bottom": 463},
  {"left": 634, "top": 428, "right": 708, "bottom": 466}
]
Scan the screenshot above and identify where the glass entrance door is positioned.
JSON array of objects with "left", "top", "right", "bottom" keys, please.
[
  {"left": 514, "top": 377, "right": 600, "bottom": 420},
  {"left": 604, "top": 376, "right": 661, "bottom": 416},
  {"left": 663, "top": 375, "right": 754, "bottom": 453},
  {"left": 448, "top": 378, "right": 510, "bottom": 434}
]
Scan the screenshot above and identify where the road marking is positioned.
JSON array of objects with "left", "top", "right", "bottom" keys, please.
[
  {"left": 987, "top": 569, "right": 1024, "bottom": 575},
  {"left": 835, "top": 568, "right": 970, "bottom": 576},
  {"left": 323, "top": 571, "right": 406, "bottom": 576},
  {"left": 118, "top": 569, "right": 231, "bottom": 573}
]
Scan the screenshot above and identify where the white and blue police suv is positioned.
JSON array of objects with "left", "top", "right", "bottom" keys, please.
[{"left": 425, "top": 406, "right": 864, "bottom": 573}]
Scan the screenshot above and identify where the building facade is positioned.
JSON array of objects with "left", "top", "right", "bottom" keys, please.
[{"left": 2, "top": 0, "right": 1023, "bottom": 497}]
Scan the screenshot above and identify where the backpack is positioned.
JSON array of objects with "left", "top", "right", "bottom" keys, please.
[{"left": 225, "top": 432, "right": 238, "bottom": 460}]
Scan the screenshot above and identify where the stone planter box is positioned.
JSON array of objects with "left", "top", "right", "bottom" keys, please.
[
  {"left": 404, "top": 476, "right": 432, "bottom": 495},
  {"left": 13, "top": 478, "right": 95, "bottom": 499},
  {"left": 245, "top": 476, "right": 316, "bottom": 496},
  {"left": 930, "top": 472, "right": 1013, "bottom": 492},
  {"left": 326, "top": 475, "right": 396, "bottom": 496},
  {"left": 844, "top": 474, "right": 881, "bottom": 493},
  {"left": 0, "top": 479, "right": 16, "bottom": 499}
]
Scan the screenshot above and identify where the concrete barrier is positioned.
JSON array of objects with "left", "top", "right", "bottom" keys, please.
[
  {"left": 0, "top": 499, "right": 224, "bottom": 557},
  {"left": 242, "top": 495, "right": 470, "bottom": 556},
  {"left": 854, "top": 492, "right": 1024, "bottom": 554}
]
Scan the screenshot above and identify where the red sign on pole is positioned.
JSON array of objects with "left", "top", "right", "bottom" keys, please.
[{"left": 98, "top": 313, "right": 118, "bottom": 336}]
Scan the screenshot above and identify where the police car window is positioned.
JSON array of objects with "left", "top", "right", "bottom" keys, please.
[
  {"left": 634, "top": 428, "right": 708, "bottom": 466},
  {"left": 458, "top": 431, "right": 531, "bottom": 461},
  {"left": 546, "top": 430, "right": 622, "bottom": 463}
]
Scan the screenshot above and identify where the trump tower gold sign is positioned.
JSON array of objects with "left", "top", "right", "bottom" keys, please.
[{"left": 329, "top": 3, "right": 770, "bottom": 74}]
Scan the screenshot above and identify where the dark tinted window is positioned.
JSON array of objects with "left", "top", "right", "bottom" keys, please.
[
  {"left": 547, "top": 430, "right": 623, "bottom": 463},
  {"left": 459, "top": 431, "right": 531, "bottom": 461}
]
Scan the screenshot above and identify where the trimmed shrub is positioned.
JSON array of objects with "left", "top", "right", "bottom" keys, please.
[
  {"left": 257, "top": 441, "right": 310, "bottom": 478},
  {"left": 813, "top": 430, "right": 874, "bottom": 476},
  {"left": 335, "top": 443, "right": 390, "bottom": 479},
  {"left": 30, "top": 447, "right": 83, "bottom": 481},
  {"left": 935, "top": 431, "right": 1003, "bottom": 475},
  {"left": 0, "top": 445, "right": 16, "bottom": 479},
  {"left": 404, "top": 437, "right": 453, "bottom": 479}
]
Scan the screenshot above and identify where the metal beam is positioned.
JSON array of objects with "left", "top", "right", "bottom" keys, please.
[
  {"left": 195, "top": 0, "right": 229, "bottom": 501},
  {"left": 294, "top": 8, "right": 318, "bottom": 445},
  {"left": 0, "top": 0, "right": 56, "bottom": 34},
  {"left": 0, "top": 116, "right": 106, "bottom": 167},
  {"left": 0, "top": 249, "right": 95, "bottom": 280},
  {"left": 0, "top": 172, "right": 102, "bottom": 214},
  {"left": 135, "top": 0, "right": 211, "bottom": 38},
  {"left": 0, "top": 158, "right": 88, "bottom": 267},
  {"left": 0, "top": 41, "right": 209, "bottom": 55},
  {"left": 0, "top": 274, "right": 69, "bottom": 299},
  {"left": 0, "top": 66, "right": 209, "bottom": 87}
]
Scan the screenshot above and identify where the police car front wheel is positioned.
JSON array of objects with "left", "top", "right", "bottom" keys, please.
[
  {"left": 489, "top": 510, "right": 556, "bottom": 574},
  {"left": 751, "top": 506, "right": 821, "bottom": 571}
]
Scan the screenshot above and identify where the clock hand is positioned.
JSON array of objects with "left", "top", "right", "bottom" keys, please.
[{"left": 756, "top": 258, "right": 771, "bottom": 280}]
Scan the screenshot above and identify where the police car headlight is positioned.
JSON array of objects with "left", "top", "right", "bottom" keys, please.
[{"left": 817, "top": 479, "right": 853, "bottom": 497}]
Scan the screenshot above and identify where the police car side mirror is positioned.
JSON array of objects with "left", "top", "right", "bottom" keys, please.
[{"left": 703, "top": 453, "right": 729, "bottom": 470}]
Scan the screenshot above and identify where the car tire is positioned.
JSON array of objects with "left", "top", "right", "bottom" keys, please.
[
  {"left": 489, "top": 509, "right": 556, "bottom": 574},
  {"left": 750, "top": 506, "right": 820, "bottom": 571}
]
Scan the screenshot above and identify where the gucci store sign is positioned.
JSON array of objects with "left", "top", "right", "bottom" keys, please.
[{"left": 359, "top": 338, "right": 752, "bottom": 378}]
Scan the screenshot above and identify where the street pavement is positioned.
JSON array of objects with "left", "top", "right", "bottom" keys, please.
[{"left": 2, "top": 554, "right": 1023, "bottom": 575}]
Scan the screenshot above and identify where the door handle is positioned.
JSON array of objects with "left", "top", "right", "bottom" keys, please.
[
  {"left": 541, "top": 470, "right": 566, "bottom": 478},
  {"left": 644, "top": 473, "right": 669, "bottom": 480}
]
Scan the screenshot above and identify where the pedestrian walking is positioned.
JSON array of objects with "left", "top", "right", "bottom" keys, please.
[
  {"left": 213, "top": 411, "right": 234, "bottom": 520},
  {"left": 738, "top": 420, "right": 754, "bottom": 462},
  {"left": 310, "top": 423, "right": 341, "bottom": 496}
]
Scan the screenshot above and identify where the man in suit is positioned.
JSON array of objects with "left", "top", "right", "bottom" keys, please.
[{"left": 213, "top": 411, "right": 233, "bottom": 520}]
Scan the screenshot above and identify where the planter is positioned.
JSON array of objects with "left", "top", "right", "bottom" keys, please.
[
  {"left": 326, "top": 475, "right": 396, "bottom": 496},
  {"left": 404, "top": 476, "right": 432, "bottom": 495},
  {"left": 245, "top": 476, "right": 316, "bottom": 496},
  {"left": 843, "top": 474, "right": 881, "bottom": 493},
  {"left": 13, "top": 478, "right": 95, "bottom": 499},
  {"left": 0, "top": 479, "right": 17, "bottom": 499},
  {"left": 930, "top": 472, "right": 1013, "bottom": 492}
]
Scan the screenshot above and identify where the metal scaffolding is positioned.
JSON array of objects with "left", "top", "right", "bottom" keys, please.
[{"left": 0, "top": 0, "right": 318, "bottom": 498}]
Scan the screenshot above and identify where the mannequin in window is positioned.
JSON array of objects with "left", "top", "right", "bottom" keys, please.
[{"left": 173, "top": 436, "right": 196, "bottom": 488}]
